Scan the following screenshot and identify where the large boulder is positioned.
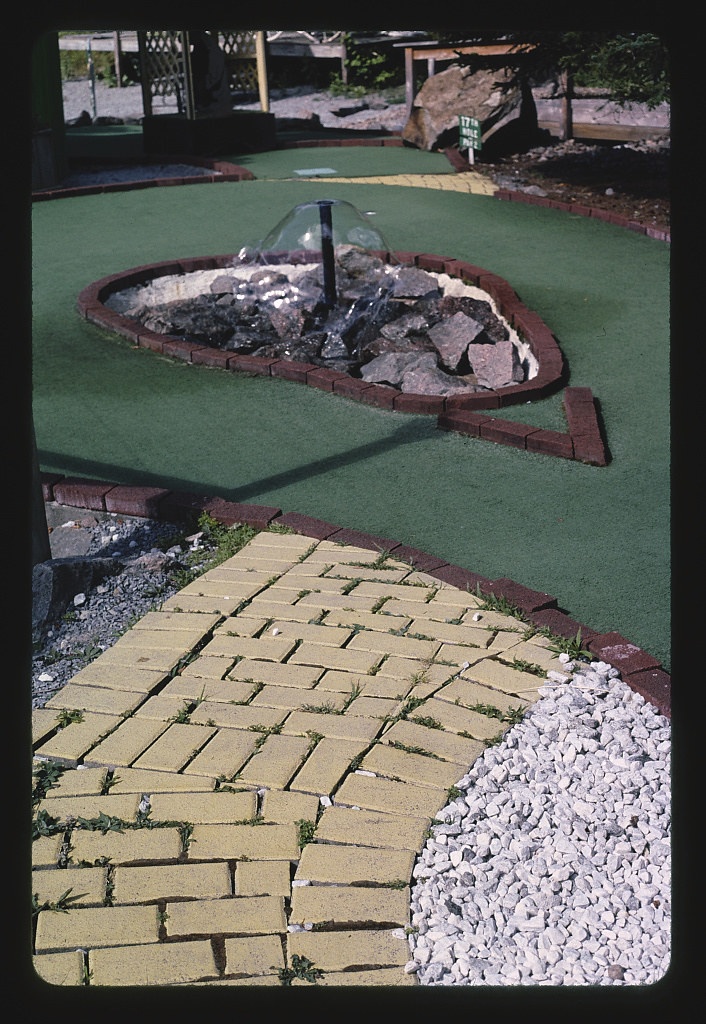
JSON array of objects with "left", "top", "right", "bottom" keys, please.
[{"left": 402, "top": 64, "right": 539, "bottom": 155}]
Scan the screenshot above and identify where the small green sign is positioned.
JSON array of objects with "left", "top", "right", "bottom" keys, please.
[{"left": 458, "top": 115, "right": 482, "bottom": 151}]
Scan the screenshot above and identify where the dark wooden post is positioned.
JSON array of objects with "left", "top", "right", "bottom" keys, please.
[{"left": 560, "top": 68, "right": 574, "bottom": 141}]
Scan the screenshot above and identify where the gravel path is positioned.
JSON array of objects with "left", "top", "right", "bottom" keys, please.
[{"left": 32, "top": 509, "right": 671, "bottom": 987}]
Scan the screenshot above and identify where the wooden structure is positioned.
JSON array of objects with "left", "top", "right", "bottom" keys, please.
[
  {"left": 395, "top": 41, "right": 536, "bottom": 121},
  {"left": 137, "top": 30, "right": 269, "bottom": 117}
]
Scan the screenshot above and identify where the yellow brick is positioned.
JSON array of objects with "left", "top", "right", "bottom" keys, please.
[
  {"left": 290, "top": 884, "right": 409, "bottom": 928},
  {"left": 45, "top": 684, "right": 138, "bottom": 717},
  {"left": 32, "top": 835, "right": 64, "bottom": 867},
  {"left": 149, "top": 790, "right": 257, "bottom": 824},
  {"left": 435, "top": 643, "right": 490, "bottom": 667},
  {"left": 181, "top": 729, "right": 259, "bottom": 779},
  {"left": 212, "top": 617, "right": 269, "bottom": 637},
  {"left": 352, "top": 581, "right": 433, "bottom": 602},
  {"left": 296, "top": 591, "right": 386, "bottom": 614},
  {"left": 420, "top": 694, "right": 514, "bottom": 741},
  {"left": 83, "top": 643, "right": 185, "bottom": 674},
  {"left": 260, "top": 789, "right": 320, "bottom": 824},
  {"left": 41, "top": 766, "right": 108, "bottom": 798},
  {"left": 315, "top": 804, "right": 431, "bottom": 851},
  {"left": 32, "top": 709, "right": 59, "bottom": 747},
  {"left": 325, "top": 565, "right": 410, "bottom": 583},
  {"left": 112, "top": 862, "right": 232, "bottom": 903},
  {"left": 262, "top": 620, "right": 353, "bottom": 647},
  {"left": 288, "top": 642, "right": 381, "bottom": 675},
  {"left": 177, "top": 579, "right": 266, "bottom": 599},
  {"left": 157, "top": 675, "right": 255, "bottom": 704},
  {"left": 34, "top": 713, "right": 123, "bottom": 765},
  {"left": 436, "top": 678, "right": 531, "bottom": 715},
  {"left": 160, "top": 595, "right": 244, "bottom": 615},
  {"left": 165, "top": 895, "right": 286, "bottom": 937},
  {"left": 295, "top": 843, "right": 414, "bottom": 886},
  {"left": 237, "top": 733, "right": 311, "bottom": 789},
  {"left": 34, "top": 904, "right": 160, "bottom": 952},
  {"left": 497, "top": 639, "right": 567, "bottom": 673},
  {"left": 81, "top": 718, "right": 169, "bottom": 770},
  {"left": 248, "top": 683, "right": 347, "bottom": 712},
  {"left": 408, "top": 617, "right": 490, "bottom": 648},
  {"left": 314, "top": 670, "right": 408, "bottom": 698},
  {"left": 347, "top": 631, "right": 440, "bottom": 661},
  {"left": 463, "top": 657, "right": 546, "bottom": 696},
  {"left": 460, "top": 608, "right": 526, "bottom": 630},
  {"left": 287, "top": 928, "right": 410, "bottom": 972},
  {"left": 344, "top": 695, "right": 404, "bottom": 719},
  {"left": 131, "top": 722, "right": 217, "bottom": 772},
  {"left": 61, "top": 663, "right": 167, "bottom": 694},
  {"left": 382, "top": 718, "right": 486, "bottom": 767},
  {"left": 334, "top": 773, "right": 445, "bottom": 819},
  {"left": 223, "top": 934, "right": 285, "bottom": 978},
  {"left": 288, "top": 737, "right": 367, "bottom": 796},
  {"left": 359, "top": 744, "right": 465, "bottom": 791},
  {"left": 113, "top": 627, "right": 208, "bottom": 651},
  {"left": 234, "top": 860, "right": 292, "bottom": 896},
  {"left": 281, "top": 710, "right": 383, "bottom": 744},
  {"left": 373, "top": 657, "right": 456, "bottom": 690},
  {"left": 32, "top": 950, "right": 86, "bottom": 986},
  {"left": 104, "top": 767, "right": 215, "bottom": 794},
  {"left": 32, "top": 866, "right": 108, "bottom": 908},
  {"left": 321, "top": 609, "right": 412, "bottom": 632},
  {"left": 90, "top": 938, "right": 219, "bottom": 986},
  {"left": 227, "top": 657, "right": 322, "bottom": 688},
  {"left": 180, "top": 654, "right": 251, "bottom": 679},
  {"left": 36, "top": 792, "right": 141, "bottom": 823},
  {"left": 189, "top": 701, "right": 285, "bottom": 731},
  {"left": 189, "top": 823, "right": 300, "bottom": 860},
  {"left": 69, "top": 827, "right": 182, "bottom": 867},
  {"left": 199, "top": 634, "right": 296, "bottom": 662},
  {"left": 131, "top": 611, "right": 222, "bottom": 632},
  {"left": 132, "top": 694, "right": 196, "bottom": 721}
]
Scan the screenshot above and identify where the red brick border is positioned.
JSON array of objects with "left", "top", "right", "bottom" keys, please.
[
  {"left": 76, "top": 251, "right": 609, "bottom": 465},
  {"left": 32, "top": 156, "right": 255, "bottom": 201},
  {"left": 39, "top": 473, "right": 671, "bottom": 718}
]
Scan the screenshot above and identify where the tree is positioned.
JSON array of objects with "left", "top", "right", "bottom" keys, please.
[{"left": 444, "top": 31, "right": 670, "bottom": 109}]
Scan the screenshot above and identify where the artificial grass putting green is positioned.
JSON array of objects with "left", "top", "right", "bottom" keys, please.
[{"left": 31, "top": 175, "right": 670, "bottom": 671}]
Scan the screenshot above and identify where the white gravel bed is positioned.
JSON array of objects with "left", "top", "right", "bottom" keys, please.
[{"left": 405, "top": 661, "right": 671, "bottom": 986}]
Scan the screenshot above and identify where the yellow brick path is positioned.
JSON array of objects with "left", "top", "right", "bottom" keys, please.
[
  {"left": 32, "top": 530, "right": 566, "bottom": 987},
  {"left": 298, "top": 172, "right": 498, "bottom": 195}
]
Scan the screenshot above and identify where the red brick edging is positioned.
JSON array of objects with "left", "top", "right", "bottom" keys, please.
[
  {"left": 31, "top": 155, "right": 256, "bottom": 201},
  {"left": 76, "top": 252, "right": 608, "bottom": 467},
  {"left": 39, "top": 472, "right": 671, "bottom": 718}
]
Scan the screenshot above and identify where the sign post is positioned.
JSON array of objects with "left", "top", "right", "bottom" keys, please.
[{"left": 458, "top": 114, "right": 482, "bottom": 165}]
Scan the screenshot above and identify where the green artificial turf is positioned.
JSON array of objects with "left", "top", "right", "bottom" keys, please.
[
  {"left": 221, "top": 144, "right": 457, "bottom": 180},
  {"left": 31, "top": 175, "right": 670, "bottom": 671}
]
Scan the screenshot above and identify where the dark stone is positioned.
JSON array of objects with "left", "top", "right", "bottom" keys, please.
[
  {"left": 32, "top": 557, "right": 123, "bottom": 634},
  {"left": 428, "top": 311, "right": 485, "bottom": 372}
]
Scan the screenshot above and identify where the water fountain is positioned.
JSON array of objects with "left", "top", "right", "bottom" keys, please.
[{"left": 102, "top": 199, "right": 545, "bottom": 398}]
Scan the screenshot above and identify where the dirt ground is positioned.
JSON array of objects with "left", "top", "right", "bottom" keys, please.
[{"left": 472, "top": 139, "right": 670, "bottom": 234}]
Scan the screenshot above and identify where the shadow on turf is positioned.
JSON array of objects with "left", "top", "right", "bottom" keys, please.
[{"left": 37, "top": 417, "right": 440, "bottom": 504}]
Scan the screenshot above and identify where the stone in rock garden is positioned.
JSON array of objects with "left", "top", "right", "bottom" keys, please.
[
  {"left": 360, "top": 351, "right": 436, "bottom": 387},
  {"left": 428, "top": 311, "right": 485, "bottom": 372},
  {"left": 467, "top": 341, "right": 523, "bottom": 389},
  {"left": 401, "top": 362, "right": 477, "bottom": 396},
  {"left": 391, "top": 267, "right": 441, "bottom": 300}
]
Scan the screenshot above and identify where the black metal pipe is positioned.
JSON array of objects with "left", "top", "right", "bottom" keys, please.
[{"left": 317, "top": 200, "right": 337, "bottom": 308}]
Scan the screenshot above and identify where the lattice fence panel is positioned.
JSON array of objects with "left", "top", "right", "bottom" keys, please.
[
  {"left": 218, "top": 31, "right": 260, "bottom": 94},
  {"left": 138, "top": 30, "right": 188, "bottom": 114}
]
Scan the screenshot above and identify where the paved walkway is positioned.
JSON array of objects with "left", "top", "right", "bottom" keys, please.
[
  {"left": 296, "top": 172, "right": 498, "bottom": 195},
  {"left": 32, "top": 529, "right": 566, "bottom": 987}
]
